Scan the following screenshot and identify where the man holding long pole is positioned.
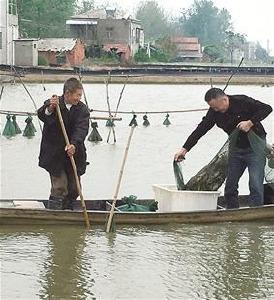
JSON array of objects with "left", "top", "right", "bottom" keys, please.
[{"left": 38, "top": 78, "right": 90, "bottom": 211}]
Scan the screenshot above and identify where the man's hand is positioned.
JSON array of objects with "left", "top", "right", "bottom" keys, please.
[
  {"left": 237, "top": 120, "right": 253, "bottom": 132},
  {"left": 174, "top": 148, "right": 188, "bottom": 162},
  {"left": 48, "top": 95, "right": 59, "bottom": 112},
  {"left": 65, "top": 144, "right": 76, "bottom": 157}
]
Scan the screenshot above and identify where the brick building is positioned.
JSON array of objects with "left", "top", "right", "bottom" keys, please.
[
  {"left": 38, "top": 38, "right": 85, "bottom": 67},
  {"left": 66, "top": 8, "right": 144, "bottom": 62}
]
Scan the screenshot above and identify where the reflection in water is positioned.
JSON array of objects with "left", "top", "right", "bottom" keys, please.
[
  {"left": 1, "top": 223, "right": 274, "bottom": 299},
  {"left": 215, "top": 225, "right": 266, "bottom": 299},
  {"left": 40, "top": 226, "right": 95, "bottom": 300}
]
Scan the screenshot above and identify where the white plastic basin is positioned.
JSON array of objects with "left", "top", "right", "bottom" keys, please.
[{"left": 153, "top": 184, "right": 220, "bottom": 212}]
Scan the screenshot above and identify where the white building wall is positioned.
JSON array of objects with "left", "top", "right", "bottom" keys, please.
[
  {"left": 129, "top": 21, "right": 144, "bottom": 56},
  {"left": 0, "top": 0, "right": 19, "bottom": 65}
]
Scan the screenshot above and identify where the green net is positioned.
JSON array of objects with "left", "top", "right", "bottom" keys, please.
[
  {"left": 175, "top": 129, "right": 274, "bottom": 194},
  {"left": 248, "top": 130, "right": 274, "bottom": 191},
  {"left": 173, "top": 160, "right": 185, "bottom": 190},
  {"left": 117, "top": 195, "right": 158, "bottom": 212}
]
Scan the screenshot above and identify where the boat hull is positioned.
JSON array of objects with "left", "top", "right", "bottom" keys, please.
[{"left": 1, "top": 205, "right": 274, "bottom": 226}]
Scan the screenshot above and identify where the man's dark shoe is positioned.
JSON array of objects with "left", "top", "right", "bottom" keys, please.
[{"left": 48, "top": 196, "right": 63, "bottom": 210}]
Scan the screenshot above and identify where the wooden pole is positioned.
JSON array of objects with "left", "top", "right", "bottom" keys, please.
[
  {"left": 12, "top": 66, "right": 43, "bottom": 132},
  {"left": 56, "top": 103, "right": 91, "bottom": 229},
  {"left": 107, "top": 77, "right": 128, "bottom": 143},
  {"left": 106, "top": 125, "right": 136, "bottom": 233},
  {"left": 223, "top": 57, "right": 244, "bottom": 92},
  {"left": 0, "top": 85, "right": 4, "bottom": 102}
]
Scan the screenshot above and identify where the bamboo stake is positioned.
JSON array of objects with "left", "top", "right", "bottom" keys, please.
[
  {"left": 107, "top": 77, "right": 128, "bottom": 143},
  {"left": 106, "top": 125, "right": 136, "bottom": 233},
  {"left": 56, "top": 103, "right": 91, "bottom": 229},
  {"left": 223, "top": 57, "right": 244, "bottom": 92},
  {"left": 105, "top": 77, "right": 117, "bottom": 143},
  {"left": 41, "top": 70, "right": 46, "bottom": 91},
  {"left": 12, "top": 66, "right": 43, "bottom": 132},
  {"left": 78, "top": 74, "right": 89, "bottom": 108},
  {"left": 0, "top": 85, "right": 4, "bottom": 102}
]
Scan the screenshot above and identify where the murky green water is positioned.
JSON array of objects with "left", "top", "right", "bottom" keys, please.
[
  {"left": 1, "top": 223, "right": 274, "bottom": 299},
  {"left": 0, "top": 83, "right": 273, "bottom": 299}
]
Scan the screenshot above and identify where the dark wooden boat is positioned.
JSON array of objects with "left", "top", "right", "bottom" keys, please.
[{"left": 0, "top": 198, "right": 274, "bottom": 226}]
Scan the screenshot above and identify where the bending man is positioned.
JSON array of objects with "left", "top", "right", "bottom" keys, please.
[{"left": 174, "top": 88, "right": 272, "bottom": 209}]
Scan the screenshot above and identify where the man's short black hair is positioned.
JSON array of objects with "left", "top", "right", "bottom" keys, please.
[
  {"left": 63, "top": 78, "right": 83, "bottom": 94},
  {"left": 204, "top": 88, "right": 226, "bottom": 102}
]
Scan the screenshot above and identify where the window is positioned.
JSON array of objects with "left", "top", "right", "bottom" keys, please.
[
  {"left": 136, "top": 28, "right": 141, "bottom": 43},
  {"left": 0, "top": 32, "right": 2, "bottom": 50},
  {"left": 106, "top": 27, "right": 113, "bottom": 40}
]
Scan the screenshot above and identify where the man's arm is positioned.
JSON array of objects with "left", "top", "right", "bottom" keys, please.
[
  {"left": 236, "top": 95, "right": 272, "bottom": 132},
  {"left": 244, "top": 95, "right": 272, "bottom": 124},
  {"left": 37, "top": 96, "right": 59, "bottom": 126},
  {"left": 175, "top": 109, "right": 216, "bottom": 161},
  {"left": 183, "top": 109, "right": 216, "bottom": 151}
]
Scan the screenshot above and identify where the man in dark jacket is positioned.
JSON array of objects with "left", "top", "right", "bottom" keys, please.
[
  {"left": 38, "top": 78, "right": 90, "bottom": 210},
  {"left": 174, "top": 88, "right": 272, "bottom": 209}
]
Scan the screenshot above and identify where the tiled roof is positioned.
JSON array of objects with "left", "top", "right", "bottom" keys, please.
[{"left": 38, "top": 38, "right": 80, "bottom": 52}]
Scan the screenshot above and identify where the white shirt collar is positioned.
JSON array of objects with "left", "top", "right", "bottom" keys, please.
[{"left": 65, "top": 103, "right": 72, "bottom": 111}]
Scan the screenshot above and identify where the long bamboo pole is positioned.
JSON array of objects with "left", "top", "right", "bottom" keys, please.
[
  {"left": 106, "top": 125, "right": 136, "bottom": 233},
  {"left": 56, "top": 103, "right": 91, "bottom": 229}
]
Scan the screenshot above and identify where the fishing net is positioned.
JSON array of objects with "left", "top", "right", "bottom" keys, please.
[
  {"left": 117, "top": 195, "right": 158, "bottom": 212},
  {"left": 174, "top": 129, "right": 274, "bottom": 195}
]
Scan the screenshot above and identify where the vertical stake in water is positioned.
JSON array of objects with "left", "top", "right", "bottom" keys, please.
[{"left": 106, "top": 125, "right": 136, "bottom": 233}]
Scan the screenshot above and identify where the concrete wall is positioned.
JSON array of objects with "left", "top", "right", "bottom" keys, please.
[
  {"left": 14, "top": 40, "right": 38, "bottom": 66},
  {"left": 97, "top": 19, "right": 130, "bottom": 45}
]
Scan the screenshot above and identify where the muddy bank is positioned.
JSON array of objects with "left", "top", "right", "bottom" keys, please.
[{"left": 2, "top": 72, "right": 273, "bottom": 85}]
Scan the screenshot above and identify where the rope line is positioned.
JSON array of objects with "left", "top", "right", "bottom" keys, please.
[
  {"left": 0, "top": 107, "right": 208, "bottom": 117},
  {"left": 90, "top": 108, "right": 208, "bottom": 114}
]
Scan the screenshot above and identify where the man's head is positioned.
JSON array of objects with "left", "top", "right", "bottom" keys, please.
[
  {"left": 63, "top": 78, "right": 83, "bottom": 105},
  {"left": 204, "top": 88, "right": 229, "bottom": 113}
]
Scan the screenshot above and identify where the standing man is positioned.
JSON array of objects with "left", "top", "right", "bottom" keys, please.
[
  {"left": 38, "top": 78, "right": 90, "bottom": 210},
  {"left": 174, "top": 88, "right": 272, "bottom": 209}
]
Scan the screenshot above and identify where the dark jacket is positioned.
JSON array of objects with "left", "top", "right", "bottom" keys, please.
[
  {"left": 38, "top": 96, "right": 90, "bottom": 176},
  {"left": 183, "top": 95, "right": 272, "bottom": 151}
]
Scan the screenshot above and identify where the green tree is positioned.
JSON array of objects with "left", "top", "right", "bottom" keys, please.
[
  {"left": 224, "top": 31, "right": 246, "bottom": 64},
  {"left": 135, "top": 1, "right": 170, "bottom": 41},
  {"left": 255, "top": 42, "right": 270, "bottom": 63},
  {"left": 203, "top": 45, "right": 224, "bottom": 62},
  {"left": 179, "top": 0, "right": 232, "bottom": 46},
  {"left": 76, "top": 0, "right": 94, "bottom": 15},
  {"left": 18, "top": 0, "right": 77, "bottom": 38}
]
